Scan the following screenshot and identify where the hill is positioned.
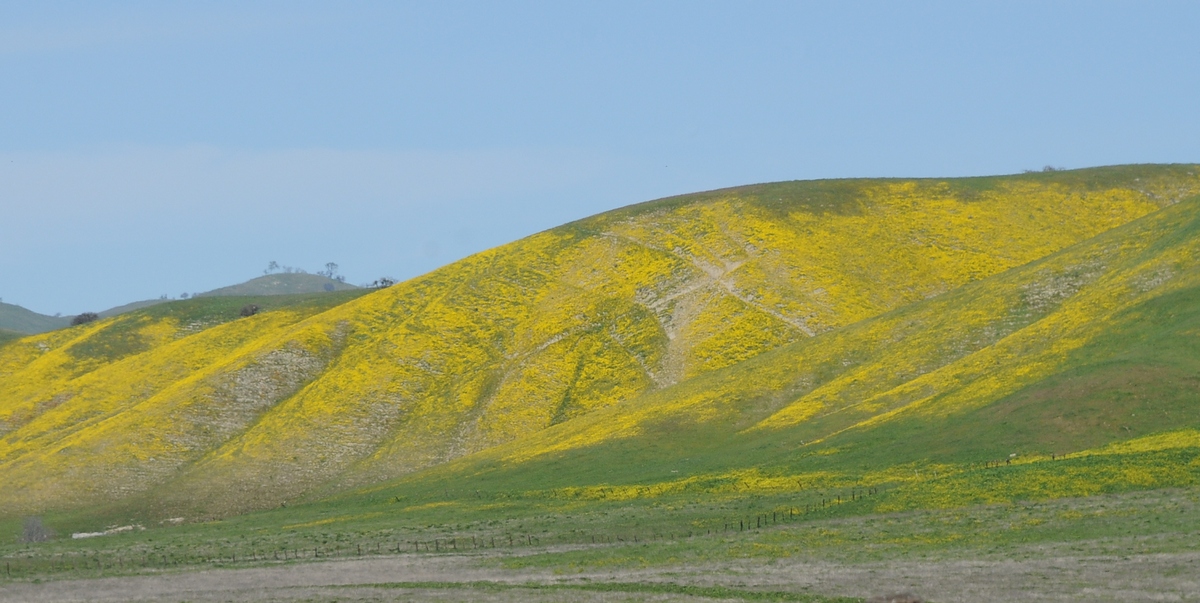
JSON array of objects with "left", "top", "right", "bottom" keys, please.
[
  {"left": 196, "top": 273, "right": 359, "bottom": 297},
  {"left": 1, "top": 165, "right": 1199, "bottom": 522},
  {"left": 381, "top": 183, "right": 1200, "bottom": 513},
  {"left": 0, "top": 302, "right": 69, "bottom": 334},
  {"left": 86, "top": 190, "right": 1197, "bottom": 576}
]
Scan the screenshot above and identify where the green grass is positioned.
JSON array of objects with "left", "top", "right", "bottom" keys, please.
[
  {"left": 3, "top": 481, "right": 1198, "bottom": 585},
  {"left": 357, "top": 581, "right": 857, "bottom": 602}
]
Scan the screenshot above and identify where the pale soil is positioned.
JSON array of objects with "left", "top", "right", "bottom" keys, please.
[{"left": 2, "top": 548, "right": 1199, "bottom": 603}]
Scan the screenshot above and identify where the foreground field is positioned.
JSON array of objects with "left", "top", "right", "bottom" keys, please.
[
  {"left": 3, "top": 487, "right": 1200, "bottom": 601},
  {"left": 5, "top": 550, "right": 1199, "bottom": 602}
]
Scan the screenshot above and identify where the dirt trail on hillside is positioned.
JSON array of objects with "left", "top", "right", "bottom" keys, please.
[{"left": 1, "top": 549, "right": 1198, "bottom": 602}]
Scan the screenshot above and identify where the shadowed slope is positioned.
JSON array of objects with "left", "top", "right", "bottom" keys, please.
[{"left": 1, "top": 165, "right": 1198, "bottom": 519}]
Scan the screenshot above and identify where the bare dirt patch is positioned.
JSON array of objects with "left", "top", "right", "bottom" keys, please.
[{"left": 2, "top": 548, "right": 1199, "bottom": 602}]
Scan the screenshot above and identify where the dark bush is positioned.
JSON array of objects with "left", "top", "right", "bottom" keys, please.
[
  {"left": 239, "top": 304, "right": 260, "bottom": 317},
  {"left": 71, "top": 312, "right": 99, "bottom": 326}
]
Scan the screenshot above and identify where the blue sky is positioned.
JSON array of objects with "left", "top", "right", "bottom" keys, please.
[{"left": 2, "top": 1, "right": 1198, "bottom": 315}]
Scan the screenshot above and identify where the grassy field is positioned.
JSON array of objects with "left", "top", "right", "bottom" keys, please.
[{"left": 2, "top": 482, "right": 1198, "bottom": 601}]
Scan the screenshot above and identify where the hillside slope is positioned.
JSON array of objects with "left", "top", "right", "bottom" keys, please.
[
  {"left": 353, "top": 186, "right": 1200, "bottom": 518},
  {"left": 1, "top": 165, "right": 1198, "bottom": 519}
]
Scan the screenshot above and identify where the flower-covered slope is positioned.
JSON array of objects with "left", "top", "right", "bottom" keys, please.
[{"left": 2, "top": 165, "right": 1198, "bottom": 518}]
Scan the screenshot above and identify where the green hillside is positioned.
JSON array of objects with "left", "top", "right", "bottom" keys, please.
[
  {"left": 1, "top": 164, "right": 1199, "bottom": 529},
  {"left": 0, "top": 329, "right": 22, "bottom": 347},
  {"left": 196, "top": 273, "right": 359, "bottom": 297},
  {"left": 0, "top": 302, "right": 69, "bottom": 334}
]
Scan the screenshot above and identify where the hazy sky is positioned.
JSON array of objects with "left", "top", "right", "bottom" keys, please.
[{"left": 2, "top": 1, "right": 1198, "bottom": 315}]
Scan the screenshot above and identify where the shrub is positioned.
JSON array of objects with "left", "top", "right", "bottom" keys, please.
[
  {"left": 71, "top": 312, "right": 99, "bottom": 326},
  {"left": 21, "top": 517, "right": 52, "bottom": 543},
  {"left": 239, "top": 304, "right": 260, "bottom": 317}
]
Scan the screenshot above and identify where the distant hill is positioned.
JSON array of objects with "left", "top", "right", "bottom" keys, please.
[
  {"left": 0, "top": 301, "right": 69, "bottom": 334},
  {"left": 197, "top": 273, "right": 359, "bottom": 297},
  {"left": 0, "top": 275, "right": 355, "bottom": 337}
]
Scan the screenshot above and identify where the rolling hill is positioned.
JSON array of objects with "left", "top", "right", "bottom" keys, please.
[
  {"left": 2, "top": 164, "right": 1200, "bottom": 524},
  {"left": 384, "top": 183, "right": 1200, "bottom": 510}
]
